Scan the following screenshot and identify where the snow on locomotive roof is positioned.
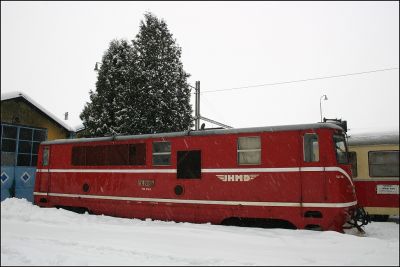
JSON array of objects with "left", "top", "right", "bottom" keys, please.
[
  {"left": 42, "top": 122, "right": 344, "bottom": 145},
  {"left": 348, "top": 131, "right": 399, "bottom": 146}
]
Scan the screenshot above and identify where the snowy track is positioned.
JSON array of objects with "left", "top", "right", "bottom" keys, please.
[{"left": 1, "top": 198, "right": 398, "bottom": 266}]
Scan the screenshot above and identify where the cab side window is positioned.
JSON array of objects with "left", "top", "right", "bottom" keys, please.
[
  {"left": 348, "top": 151, "right": 358, "bottom": 177},
  {"left": 304, "top": 133, "right": 319, "bottom": 162}
]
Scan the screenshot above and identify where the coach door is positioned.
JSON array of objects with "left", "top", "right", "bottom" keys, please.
[
  {"left": 300, "top": 132, "right": 326, "bottom": 204},
  {"left": 39, "top": 146, "right": 51, "bottom": 194}
]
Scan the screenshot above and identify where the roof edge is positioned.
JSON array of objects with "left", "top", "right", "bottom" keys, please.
[{"left": 1, "top": 91, "right": 74, "bottom": 132}]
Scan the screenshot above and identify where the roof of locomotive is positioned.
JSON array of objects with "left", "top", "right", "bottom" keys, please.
[
  {"left": 41, "top": 122, "right": 344, "bottom": 145},
  {"left": 347, "top": 131, "right": 399, "bottom": 146}
]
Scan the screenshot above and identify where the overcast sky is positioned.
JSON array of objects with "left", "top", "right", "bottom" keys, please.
[{"left": 1, "top": 1, "right": 399, "bottom": 134}]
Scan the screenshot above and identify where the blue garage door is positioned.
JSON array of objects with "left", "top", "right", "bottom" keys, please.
[{"left": 1, "top": 123, "right": 47, "bottom": 202}]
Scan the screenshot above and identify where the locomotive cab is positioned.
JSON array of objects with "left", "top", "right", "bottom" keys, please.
[{"left": 330, "top": 126, "right": 370, "bottom": 232}]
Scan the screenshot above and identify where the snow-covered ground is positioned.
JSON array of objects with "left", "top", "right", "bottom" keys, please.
[{"left": 1, "top": 198, "right": 399, "bottom": 266}]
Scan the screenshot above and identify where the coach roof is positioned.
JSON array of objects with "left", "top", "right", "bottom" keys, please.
[
  {"left": 348, "top": 131, "right": 399, "bottom": 146},
  {"left": 41, "top": 122, "right": 344, "bottom": 145}
]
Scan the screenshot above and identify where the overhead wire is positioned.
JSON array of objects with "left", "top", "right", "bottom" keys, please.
[{"left": 190, "top": 67, "right": 399, "bottom": 94}]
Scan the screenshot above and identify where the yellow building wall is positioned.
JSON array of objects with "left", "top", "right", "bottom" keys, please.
[{"left": 1, "top": 99, "right": 70, "bottom": 140}]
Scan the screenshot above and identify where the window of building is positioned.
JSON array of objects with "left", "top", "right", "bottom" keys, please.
[
  {"left": 348, "top": 151, "right": 358, "bottom": 178},
  {"left": 369, "top": 150, "right": 399, "bottom": 177},
  {"left": 1, "top": 124, "right": 47, "bottom": 167},
  {"left": 2, "top": 125, "right": 17, "bottom": 139},
  {"left": 71, "top": 143, "right": 146, "bottom": 166},
  {"left": 304, "top": 133, "right": 319, "bottom": 162},
  {"left": 1, "top": 125, "right": 17, "bottom": 166},
  {"left": 237, "top": 136, "right": 261, "bottom": 165},
  {"left": 152, "top": 141, "right": 171, "bottom": 166},
  {"left": 177, "top": 150, "right": 201, "bottom": 179}
]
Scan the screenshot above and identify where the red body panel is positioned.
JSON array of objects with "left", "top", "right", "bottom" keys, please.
[
  {"left": 354, "top": 180, "right": 399, "bottom": 208},
  {"left": 34, "top": 126, "right": 356, "bottom": 232}
]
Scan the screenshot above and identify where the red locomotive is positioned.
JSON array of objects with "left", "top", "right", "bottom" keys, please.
[{"left": 33, "top": 122, "right": 368, "bottom": 232}]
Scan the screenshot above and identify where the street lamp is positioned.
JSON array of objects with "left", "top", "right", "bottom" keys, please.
[
  {"left": 94, "top": 62, "right": 102, "bottom": 71},
  {"left": 319, "top": 94, "right": 328, "bottom": 122}
]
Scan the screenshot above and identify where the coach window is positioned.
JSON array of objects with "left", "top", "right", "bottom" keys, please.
[
  {"left": 177, "top": 150, "right": 201, "bottom": 179},
  {"left": 348, "top": 151, "right": 358, "bottom": 177},
  {"left": 237, "top": 136, "right": 261, "bottom": 165},
  {"left": 304, "top": 134, "right": 319, "bottom": 162},
  {"left": 153, "top": 141, "right": 171, "bottom": 166},
  {"left": 369, "top": 151, "right": 399, "bottom": 177}
]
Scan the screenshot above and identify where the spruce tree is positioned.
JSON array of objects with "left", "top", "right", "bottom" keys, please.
[
  {"left": 80, "top": 13, "right": 193, "bottom": 137},
  {"left": 80, "top": 39, "right": 134, "bottom": 137},
  {"left": 126, "top": 12, "right": 193, "bottom": 134}
]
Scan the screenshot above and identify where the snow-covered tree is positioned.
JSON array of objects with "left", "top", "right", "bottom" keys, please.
[
  {"left": 80, "top": 13, "right": 193, "bottom": 137},
  {"left": 80, "top": 39, "right": 134, "bottom": 137},
  {"left": 126, "top": 12, "right": 193, "bottom": 134}
]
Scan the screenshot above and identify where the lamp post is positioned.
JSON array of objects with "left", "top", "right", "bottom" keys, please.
[
  {"left": 94, "top": 62, "right": 102, "bottom": 71},
  {"left": 319, "top": 94, "right": 328, "bottom": 122}
]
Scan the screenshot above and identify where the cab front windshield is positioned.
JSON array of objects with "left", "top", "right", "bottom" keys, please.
[{"left": 334, "top": 134, "right": 348, "bottom": 164}]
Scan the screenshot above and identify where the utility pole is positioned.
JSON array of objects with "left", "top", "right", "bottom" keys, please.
[
  {"left": 193, "top": 80, "right": 233, "bottom": 130},
  {"left": 195, "top": 81, "right": 200, "bottom": 130}
]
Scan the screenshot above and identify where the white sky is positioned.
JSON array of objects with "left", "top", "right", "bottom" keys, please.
[
  {"left": 1, "top": 1, "right": 399, "bottom": 134},
  {"left": 1, "top": 198, "right": 399, "bottom": 265}
]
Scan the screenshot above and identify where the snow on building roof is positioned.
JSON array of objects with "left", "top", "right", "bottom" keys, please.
[
  {"left": 74, "top": 123, "right": 85, "bottom": 132},
  {"left": 1, "top": 91, "right": 75, "bottom": 132}
]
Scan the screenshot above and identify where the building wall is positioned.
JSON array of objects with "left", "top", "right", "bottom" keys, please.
[
  {"left": 1, "top": 99, "right": 70, "bottom": 140},
  {"left": 1, "top": 97, "right": 72, "bottom": 202}
]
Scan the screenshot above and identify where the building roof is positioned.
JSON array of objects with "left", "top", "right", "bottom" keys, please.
[{"left": 1, "top": 91, "right": 74, "bottom": 132}]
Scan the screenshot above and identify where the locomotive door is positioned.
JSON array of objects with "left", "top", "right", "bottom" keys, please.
[
  {"left": 39, "top": 146, "right": 51, "bottom": 194},
  {"left": 300, "top": 132, "right": 326, "bottom": 204}
]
